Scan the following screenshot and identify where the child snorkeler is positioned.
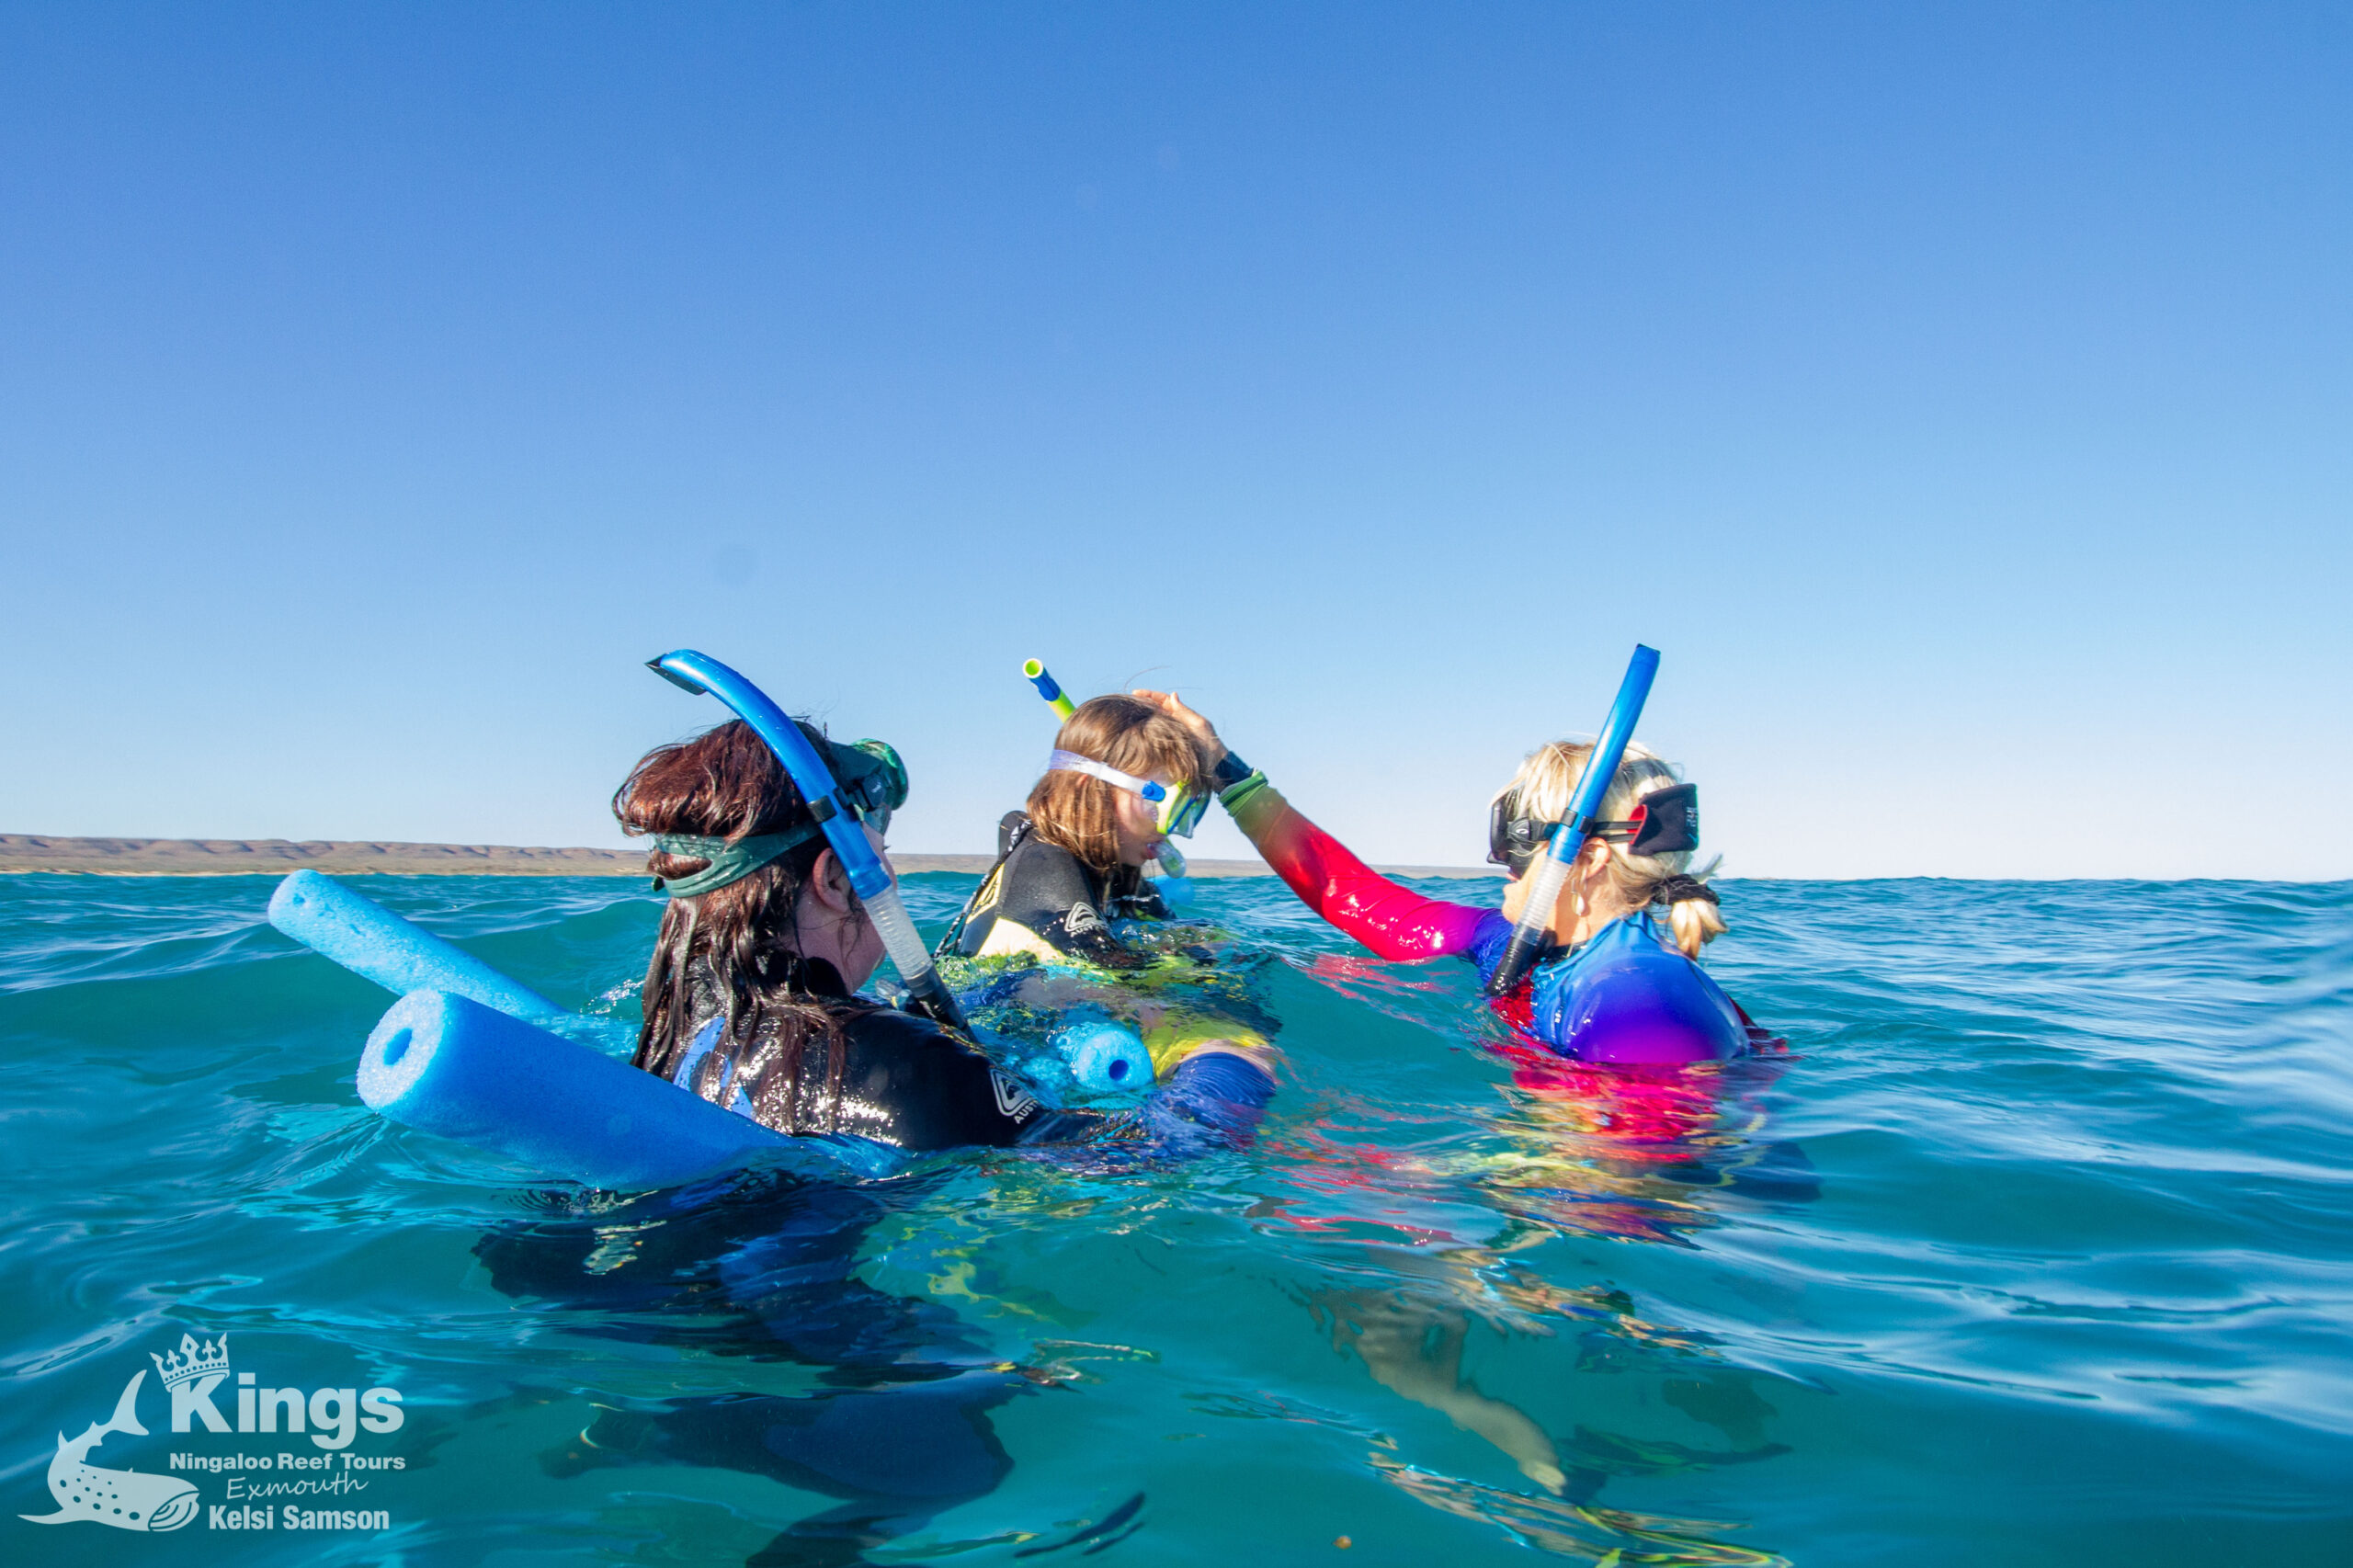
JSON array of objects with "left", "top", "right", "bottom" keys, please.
[
  {"left": 941, "top": 691, "right": 1278, "bottom": 1078},
  {"left": 944, "top": 695, "right": 1206, "bottom": 969}
]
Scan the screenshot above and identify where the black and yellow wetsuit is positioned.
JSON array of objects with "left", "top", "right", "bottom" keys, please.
[
  {"left": 949, "top": 812, "right": 1168, "bottom": 970},
  {"left": 942, "top": 812, "right": 1282, "bottom": 1079}
]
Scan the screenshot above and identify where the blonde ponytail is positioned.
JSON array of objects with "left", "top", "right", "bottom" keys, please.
[{"left": 1658, "top": 876, "right": 1727, "bottom": 959}]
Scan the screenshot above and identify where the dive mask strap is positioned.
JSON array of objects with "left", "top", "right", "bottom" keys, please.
[
  {"left": 1046, "top": 750, "right": 1205, "bottom": 838},
  {"left": 1047, "top": 749, "right": 1166, "bottom": 801},
  {"left": 1493, "top": 782, "right": 1700, "bottom": 872},
  {"left": 1588, "top": 783, "right": 1699, "bottom": 857},
  {"left": 650, "top": 824, "right": 824, "bottom": 898}
]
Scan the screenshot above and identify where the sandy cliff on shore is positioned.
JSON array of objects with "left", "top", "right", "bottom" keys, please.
[
  {"left": 0, "top": 835, "right": 647, "bottom": 876},
  {"left": 0, "top": 835, "right": 1498, "bottom": 880}
]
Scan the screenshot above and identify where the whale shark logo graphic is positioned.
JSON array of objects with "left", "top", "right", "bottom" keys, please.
[{"left": 19, "top": 1369, "right": 199, "bottom": 1532}]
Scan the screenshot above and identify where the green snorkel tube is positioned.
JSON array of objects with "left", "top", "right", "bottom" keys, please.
[
  {"left": 1022, "top": 658, "right": 1076, "bottom": 722},
  {"left": 649, "top": 650, "right": 970, "bottom": 1033},
  {"left": 1023, "top": 657, "right": 1189, "bottom": 881},
  {"left": 1483, "top": 644, "right": 1661, "bottom": 998}
]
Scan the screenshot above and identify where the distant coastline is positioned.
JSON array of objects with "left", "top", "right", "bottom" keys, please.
[{"left": 0, "top": 835, "right": 1500, "bottom": 881}]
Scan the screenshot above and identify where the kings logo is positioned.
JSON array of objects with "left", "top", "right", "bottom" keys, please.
[
  {"left": 20, "top": 1331, "right": 408, "bottom": 1532},
  {"left": 151, "top": 1332, "right": 234, "bottom": 1434}
]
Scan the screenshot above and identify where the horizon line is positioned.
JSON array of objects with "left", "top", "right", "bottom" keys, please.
[{"left": 4, "top": 836, "right": 2347, "bottom": 886}]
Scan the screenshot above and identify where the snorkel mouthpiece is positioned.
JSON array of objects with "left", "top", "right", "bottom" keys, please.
[
  {"left": 646, "top": 649, "right": 969, "bottom": 1032},
  {"left": 1483, "top": 644, "right": 1662, "bottom": 1000}
]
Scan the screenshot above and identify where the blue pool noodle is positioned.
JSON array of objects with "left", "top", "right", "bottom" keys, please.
[
  {"left": 1052, "top": 1018, "right": 1154, "bottom": 1097},
  {"left": 360, "top": 990, "right": 790, "bottom": 1188},
  {"left": 269, "top": 869, "right": 569, "bottom": 1023}
]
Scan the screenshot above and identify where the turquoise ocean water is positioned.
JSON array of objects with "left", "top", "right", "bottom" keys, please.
[{"left": 3, "top": 871, "right": 2347, "bottom": 1565}]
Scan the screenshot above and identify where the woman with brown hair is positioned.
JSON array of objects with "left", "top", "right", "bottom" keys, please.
[{"left": 615, "top": 714, "right": 1272, "bottom": 1153}]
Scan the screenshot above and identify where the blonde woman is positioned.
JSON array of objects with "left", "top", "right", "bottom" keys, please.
[{"left": 1138, "top": 696, "right": 1767, "bottom": 1064}]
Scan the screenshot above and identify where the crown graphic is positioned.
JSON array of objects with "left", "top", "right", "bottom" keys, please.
[{"left": 150, "top": 1333, "right": 232, "bottom": 1391}]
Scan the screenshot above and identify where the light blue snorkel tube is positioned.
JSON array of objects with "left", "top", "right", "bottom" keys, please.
[
  {"left": 1483, "top": 644, "right": 1661, "bottom": 999},
  {"left": 648, "top": 650, "right": 971, "bottom": 1033}
]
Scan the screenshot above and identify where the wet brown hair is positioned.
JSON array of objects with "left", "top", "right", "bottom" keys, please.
[
  {"left": 1025, "top": 694, "right": 1208, "bottom": 872},
  {"left": 611, "top": 717, "right": 857, "bottom": 1129}
]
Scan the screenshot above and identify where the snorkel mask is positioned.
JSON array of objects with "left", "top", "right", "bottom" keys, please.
[
  {"left": 828, "top": 737, "right": 909, "bottom": 833},
  {"left": 1487, "top": 781, "right": 1699, "bottom": 878},
  {"left": 651, "top": 733, "right": 908, "bottom": 898},
  {"left": 1046, "top": 749, "right": 1210, "bottom": 839}
]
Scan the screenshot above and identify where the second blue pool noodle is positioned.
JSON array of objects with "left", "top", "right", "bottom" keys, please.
[
  {"left": 1052, "top": 1019, "right": 1154, "bottom": 1098},
  {"left": 360, "top": 990, "right": 790, "bottom": 1188},
  {"left": 269, "top": 869, "right": 569, "bottom": 1023}
]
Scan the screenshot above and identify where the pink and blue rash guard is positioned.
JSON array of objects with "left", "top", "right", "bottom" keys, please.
[{"left": 1220, "top": 770, "right": 1756, "bottom": 1065}]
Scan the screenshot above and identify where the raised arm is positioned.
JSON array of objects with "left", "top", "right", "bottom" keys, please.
[
  {"left": 1222, "top": 771, "right": 1492, "bottom": 960},
  {"left": 1133, "top": 691, "right": 1494, "bottom": 963}
]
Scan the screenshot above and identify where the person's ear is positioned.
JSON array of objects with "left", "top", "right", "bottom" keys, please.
[{"left": 806, "top": 848, "right": 853, "bottom": 913}]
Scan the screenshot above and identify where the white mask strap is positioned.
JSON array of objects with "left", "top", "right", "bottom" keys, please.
[{"left": 1046, "top": 749, "right": 1165, "bottom": 802}]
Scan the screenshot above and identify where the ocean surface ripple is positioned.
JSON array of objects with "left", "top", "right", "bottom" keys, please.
[{"left": 2, "top": 873, "right": 2347, "bottom": 1566}]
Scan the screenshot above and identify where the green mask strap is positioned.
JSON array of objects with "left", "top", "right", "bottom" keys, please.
[{"left": 650, "top": 824, "right": 823, "bottom": 898}]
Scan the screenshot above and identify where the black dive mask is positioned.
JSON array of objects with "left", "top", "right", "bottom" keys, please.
[{"left": 1487, "top": 782, "right": 1699, "bottom": 877}]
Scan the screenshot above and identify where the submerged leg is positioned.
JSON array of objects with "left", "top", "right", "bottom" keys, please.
[
  {"left": 545, "top": 1371, "right": 1022, "bottom": 1563},
  {"left": 1321, "top": 1290, "right": 1565, "bottom": 1494}
]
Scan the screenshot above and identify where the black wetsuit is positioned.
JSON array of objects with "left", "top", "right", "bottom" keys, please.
[
  {"left": 659, "top": 957, "right": 1101, "bottom": 1151},
  {"left": 654, "top": 955, "right": 1275, "bottom": 1158},
  {"left": 949, "top": 812, "right": 1167, "bottom": 969}
]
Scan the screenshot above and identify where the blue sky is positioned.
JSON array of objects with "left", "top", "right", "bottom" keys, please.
[{"left": 4, "top": 3, "right": 2346, "bottom": 879}]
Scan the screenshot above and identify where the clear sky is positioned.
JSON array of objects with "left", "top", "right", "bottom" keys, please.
[{"left": 4, "top": 4, "right": 2347, "bottom": 880}]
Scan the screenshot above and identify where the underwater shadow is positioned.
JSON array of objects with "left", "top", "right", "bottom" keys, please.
[{"left": 474, "top": 1169, "right": 1029, "bottom": 1567}]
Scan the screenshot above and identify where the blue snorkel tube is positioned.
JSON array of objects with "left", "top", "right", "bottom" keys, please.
[
  {"left": 1483, "top": 644, "right": 1661, "bottom": 999},
  {"left": 648, "top": 650, "right": 971, "bottom": 1033}
]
